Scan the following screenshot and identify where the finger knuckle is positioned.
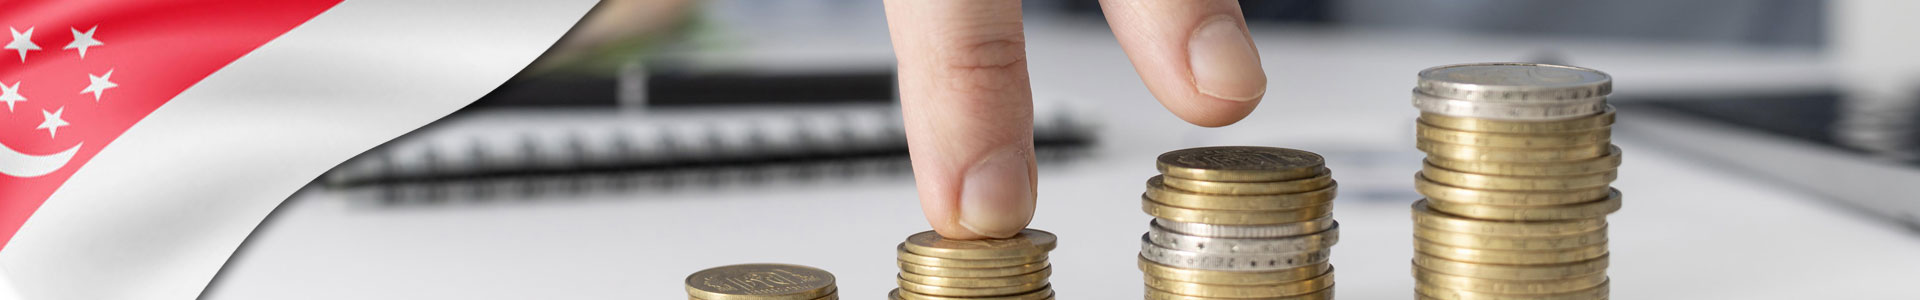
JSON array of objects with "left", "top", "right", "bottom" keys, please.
[{"left": 934, "top": 28, "right": 1029, "bottom": 93}]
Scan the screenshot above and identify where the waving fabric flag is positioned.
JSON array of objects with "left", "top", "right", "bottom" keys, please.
[{"left": 0, "top": 1, "right": 597, "bottom": 299}]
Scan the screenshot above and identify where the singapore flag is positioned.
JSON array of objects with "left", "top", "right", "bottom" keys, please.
[{"left": 0, "top": 0, "right": 595, "bottom": 299}]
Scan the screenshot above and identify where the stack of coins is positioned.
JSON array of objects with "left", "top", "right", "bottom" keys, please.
[
  {"left": 685, "top": 263, "right": 838, "bottom": 300},
  {"left": 1138, "top": 146, "right": 1340, "bottom": 300},
  {"left": 890, "top": 229, "right": 1057, "bottom": 300},
  {"left": 1407, "top": 63, "right": 1621, "bottom": 300}
]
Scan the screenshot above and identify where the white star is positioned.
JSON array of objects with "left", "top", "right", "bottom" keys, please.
[
  {"left": 64, "top": 26, "right": 102, "bottom": 58},
  {"left": 0, "top": 81, "right": 24, "bottom": 112},
  {"left": 81, "top": 69, "right": 115, "bottom": 101},
  {"left": 37, "top": 106, "right": 68, "bottom": 139},
  {"left": 4, "top": 27, "right": 37, "bottom": 62}
]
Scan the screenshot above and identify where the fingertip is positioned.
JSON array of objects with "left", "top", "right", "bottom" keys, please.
[
  {"left": 915, "top": 146, "right": 1038, "bottom": 240},
  {"left": 958, "top": 222, "right": 1021, "bottom": 239},
  {"left": 1188, "top": 15, "right": 1268, "bottom": 102},
  {"left": 1167, "top": 95, "right": 1260, "bottom": 127},
  {"left": 953, "top": 145, "right": 1035, "bottom": 239},
  {"left": 1098, "top": 0, "right": 1269, "bottom": 128},
  {"left": 921, "top": 197, "right": 997, "bottom": 240},
  {"left": 930, "top": 224, "right": 993, "bottom": 240}
]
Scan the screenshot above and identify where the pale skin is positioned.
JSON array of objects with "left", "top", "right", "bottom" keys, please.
[
  {"left": 557, "top": 0, "right": 1270, "bottom": 240},
  {"left": 884, "top": 1, "right": 1268, "bottom": 239}
]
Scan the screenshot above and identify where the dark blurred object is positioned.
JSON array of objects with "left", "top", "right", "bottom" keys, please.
[
  {"left": 1626, "top": 92, "right": 1845, "bottom": 147},
  {"left": 472, "top": 74, "right": 617, "bottom": 107},
  {"left": 474, "top": 68, "right": 895, "bottom": 107},
  {"left": 1336, "top": 0, "right": 1824, "bottom": 48},
  {"left": 1620, "top": 92, "right": 1920, "bottom": 231},
  {"left": 1626, "top": 90, "right": 1920, "bottom": 164},
  {"left": 639, "top": 70, "right": 894, "bottom": 106},
  {"left": 1062, "top": 1, "right": 1821, "bottom": 47},
  {"left": 1834, "top": 88, "right": 1920, "bottom": 162},
  {"left": 322, "top": 103, "right": 1097, "bottom": 204}
]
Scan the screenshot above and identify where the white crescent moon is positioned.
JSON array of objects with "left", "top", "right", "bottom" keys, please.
[{"left": 0, "top": 142, "right": 81, "bottom": 178}]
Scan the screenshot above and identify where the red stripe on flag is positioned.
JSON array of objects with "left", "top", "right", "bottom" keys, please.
[{"left": 0, "top": 0, "right": 342, "bottom": 251}]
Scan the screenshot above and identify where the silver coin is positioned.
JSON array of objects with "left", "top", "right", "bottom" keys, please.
[
  {"left": 1153, "top": 217, "right": 1334, "bottom": 238},
  {"left": 1138, "top": 235, "right": 1330, "bottom": 271},
  {"left": 1147, "top": 222, "right": 1337, "bottom": 254},
  {"left": 1416, "top": 63, "right": 1611, "bottom": 102},
  {"left": 1412, "top": 93, "right": 1609, "bottom": 120}
]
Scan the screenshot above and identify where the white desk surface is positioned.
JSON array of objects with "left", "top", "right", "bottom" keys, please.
[{"left": 206, "top": 23, "right": 1920, "bottom": 299}]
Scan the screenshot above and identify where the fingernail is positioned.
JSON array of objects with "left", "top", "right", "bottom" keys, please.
[
  {"left": 958, "top": 145, "right": 1036, "bottom": 239},
  {"left": 1189, "top": 16, "right": 1267, "bottom": 102}
]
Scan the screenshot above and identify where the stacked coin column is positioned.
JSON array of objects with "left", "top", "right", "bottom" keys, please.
[
  {"left": 892, "top": 229, "right": 1058, "bottom": 300},
  {"left": 1138, "top": 147, "right": 1340, "bottom": 299},
  {"left": 686, "top": 264, "right": 839, "bottom": 300},
  {"left": 1407, "top": 63, "right": 1621, "bottom": 300}
]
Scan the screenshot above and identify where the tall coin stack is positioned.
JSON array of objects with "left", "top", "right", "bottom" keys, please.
[
  {"left": 686, "top": 263, "right": 839, "bottom": 300},
  {"left": 891, "top": 229, "right": 1057, "bottom": 300},
  {"left": 1407, "top": 63, "right": 1621, "bottom": 300},
  {"left": 1138, "top": 146, "right": 1339, "bottom": 300}
]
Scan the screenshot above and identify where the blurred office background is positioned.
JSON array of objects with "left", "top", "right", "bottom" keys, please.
[{"left": 207, "top": 1, "right": 1920, "bottom": 299}]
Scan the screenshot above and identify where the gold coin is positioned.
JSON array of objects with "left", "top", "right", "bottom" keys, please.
[
  {"left": 1416, "top": 121, "right": 1609, "bottom": 148},
  {"left": 1413, "top": 253, "right": 1608, "bottom": 280},
  {"left": 897, "top": 275, "right": 1048, "bottom": 297},
  {"left": 1157, "top": 147, "right": 1327, "bottom": 182},
  {"left": 1424, "top": 148, "right": 1621, "bottom": 176},
  {"left": 1157, "top": 174, "right": 1334, "bottom": 195},
  {"left": 1412, "top": 201, "right": 1607, "bottom": 236},
  {"left": 902, "top": 229, "right": 1056, "bottom": 259},
  {"left": 1146, "top": 178, "right": 1337, "bottom": 210},
  {"left": 1420, "top": 164, "right": 1615, "bottom": 191},
  {"left": 898, "top": 266, "right": 1050, "bottom": 288},
  {"left": 896, "top": 244, "right": 1046, "bottom": 268},
  {"left": 1413, "top": 265, "right": 1607, "bottom": 294},
  {"left": 1425, "top": 190, "right": 1622, "bottom": 221},
  {"left": 696, "top": 291, "right": 838, "bottom": 300},
  {"left": 1415, "top": 238, "right": 1608, "bottom": 264},
  {"left": 1419, "top": 109, "right": 1614, "bottom": 133},
  {"left": 685, "top": 264, "right": 837, "bottom": 300},
  {"left": 1153, "top": 217, "right": 1335, "bottom": 239},
  {"left": 1144, "top": 269, "right": 1334, "bottom": 298},
  {"left": 1414, "top": 225, "right": 1606, "bottom": 250},
  {"left": 898, "top": 261, "right": 1049, "bottom": 278},
  {"left": 1415, "top": 174, "right": 1612, "bottom": 206},
  {"left": 1416, "top": 279, "right": 1608, "bottom": 300},
  {"left": 1137, "top": 256, "right": 1329, "bottom": 285},
  {"left": 1417, "top": 140, "right": 1610, "bottom": 162},
  {"left": 892, "top": 287, "right": 1053, "bottom": 300},
  {"left": 1143, "top": 198, "right": 1333, "bottom": 225},
  {"left": 1144, "top": 285, "right": 1333, "bottom": 300}
]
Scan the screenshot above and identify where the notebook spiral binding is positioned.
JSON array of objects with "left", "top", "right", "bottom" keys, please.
[{"left": 323, "top": 104, "right": 1097, "bottom": 205}]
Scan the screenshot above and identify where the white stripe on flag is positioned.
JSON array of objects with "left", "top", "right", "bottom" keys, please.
[{"left": 0, "top": 1, "right": 598, "bottom": 299}]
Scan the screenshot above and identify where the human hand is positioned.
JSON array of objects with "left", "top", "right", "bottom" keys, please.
[{"left": 883, "top": 1, "right": 1268, "bottom": 239}]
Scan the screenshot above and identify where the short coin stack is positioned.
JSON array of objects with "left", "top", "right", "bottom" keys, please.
[
  {"left": 1407, "top": 63, "right": 1621, "bottom": 300},
  {"left": 1138, "top": 146, "right": 1339, "bottom": 299},
  {"left": 891, "top": 229, "right": 1057, "bottom": 300},
  {"left": 686, "top": 263, "right": 838, "bottom": 300}
]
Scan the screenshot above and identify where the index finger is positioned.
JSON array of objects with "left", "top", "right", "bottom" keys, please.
[{"left": 883, "top": 0, "right": 1038, "bottom": 239}]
